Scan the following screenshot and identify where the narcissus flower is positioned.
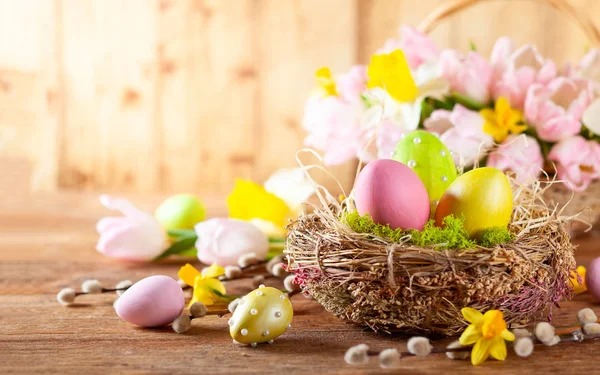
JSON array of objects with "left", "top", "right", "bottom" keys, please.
[
  {"left": 570, "top": 265, "right": 587, "bottom": 294},
  {"left": 228, "top": 179, "right": 291, "bottom": 228},
  {"left": 459, "top": 307, "right": 515, "bottom": 366},
  {"left": 367, "top": 49, "right": 418, "bottom": 103},
  {"left": 178, "top": 263, "right": 226, "bottom": 307},
  {"left": 315, "top": 67, "right": 338, "bottom": 97},
  {"left": 481, "top": 96, "right": 527, "bottom": 142}
]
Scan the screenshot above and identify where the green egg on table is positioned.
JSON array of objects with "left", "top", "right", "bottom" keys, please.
[
  {"left": 392, "top": 130, "right": 457, "bottom": 209},
  {"left": 435, "top": 167, "right": 513, "bottom": 239},
  {"left": 154, "top": 194, "right": 206, "bottom": 230}
]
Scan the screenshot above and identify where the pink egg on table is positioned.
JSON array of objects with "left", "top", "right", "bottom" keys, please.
[
  {"left": 586, "top": 257, "right": 600, "bottom": 301},
  {"left": 353, "top": 159, "right": 430, "bottom": 230},
  {"left": 115, "top": 275, "right": 184, "bottom": 327}
]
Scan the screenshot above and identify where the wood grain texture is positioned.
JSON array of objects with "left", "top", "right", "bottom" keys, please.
[
  {"left": 2, "top": 190, "right": 600, "bottom": 374},
  {"left": 0, "top": 0, "right": 599, "bottom": 195}
]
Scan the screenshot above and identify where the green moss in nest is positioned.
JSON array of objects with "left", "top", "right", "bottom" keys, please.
[
  {"left": 344, "top": 211, "right": 407, "bottom": 243},
  {"left": 344, "top": 211, "right": 476, "bottom": 250},
  {"left": 343, "top": 212, "right": 514, "bottom": 250},
  {"left": 408, "top": 216, "right": 476, "bottom": 249},
  {"left": 479, "top": 226, "right": 515, "bottom": 247}
]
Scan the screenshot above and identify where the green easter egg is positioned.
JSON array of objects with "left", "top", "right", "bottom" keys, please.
[
  {"left": 391, "top": 130, "right": 457, "bottom": 204},
  {"left": 155, "top": 194, "right": 206, "bottom": 230}
]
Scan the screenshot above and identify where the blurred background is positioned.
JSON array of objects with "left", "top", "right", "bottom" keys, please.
[{"left": 1, "top": 0, "right": 598, "bottom": 197}]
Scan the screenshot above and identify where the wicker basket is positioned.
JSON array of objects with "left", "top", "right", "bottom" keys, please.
[{"left": 285, "top": 0, "right": 595, "bottom": 337}]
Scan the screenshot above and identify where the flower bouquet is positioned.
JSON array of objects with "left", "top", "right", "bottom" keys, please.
[{"left": 301, "top": 0, "right": 600, "bottom": 228}]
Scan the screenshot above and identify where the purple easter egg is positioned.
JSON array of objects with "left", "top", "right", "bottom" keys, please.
[
  {"left": 586, "top": 257, "right": 600, "bottom": 301},
  {"left": 115, "top": 275, "right": 184, "bottom": 327},
  {"left": 354, "top": 159, "right": 430, "bottom": 230}
]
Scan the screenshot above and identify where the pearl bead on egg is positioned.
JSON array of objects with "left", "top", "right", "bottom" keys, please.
[
  {"left": 413, "top": 137, "right": 422, "bottom": 144},
  {"left": 441, "top": 176, "right": 448, "bottom": 182},
  {"left": 407, "top": 160, "right": 417, "bottom": 168},
  {"left": 439, "top": 150, "right": 447, "bottom": 157}
]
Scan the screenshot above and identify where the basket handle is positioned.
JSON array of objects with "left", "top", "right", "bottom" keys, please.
[{"left": 417, "top": 0, "right": 600, "bottom": 47}]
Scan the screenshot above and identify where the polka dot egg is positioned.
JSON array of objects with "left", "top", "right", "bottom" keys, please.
[
  {"left": 229, "top": 286, "right": 293, "bottom": 346},
  {"left": 392, "top": 130, "right": 457, "bottom": 207}
]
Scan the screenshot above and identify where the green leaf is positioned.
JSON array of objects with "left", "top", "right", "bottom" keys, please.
[
  {"left": 452, "top": 92, "right": 488, "bottom": 111},
  {"left": 166, "top": 228, "right": 196, "bottom": 238},
  {"left": 153, "top": 235, "right": 198, "bottom": 261},
  {"left": 469, "top": 40, "right": 477, "bottom": 51}
]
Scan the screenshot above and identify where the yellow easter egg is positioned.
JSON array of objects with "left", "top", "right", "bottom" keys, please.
[
  {"left": 435, "top": 167, "right": 513, "bottom": 238},
  {"left": 229, "top": 286, "right": 293, "bottom": 346}
]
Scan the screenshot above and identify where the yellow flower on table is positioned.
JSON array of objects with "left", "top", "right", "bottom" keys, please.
[
  {"left": 570, "top": 265, "right": 587, "bottom": 294},
  {"left": 178, "top": 263, "right": 226, "bottom": 307},
  {"left": 459, "top": 307, "right": 515, "bottom": 366},
  {"left": 315, "top": 67, "right": 338, "bottom": 97},
  {"left": 481, "top": 96, "right": 527, "bottom": 143},
  {"left": 227, "top": 179, "right": 291, "bottom": 229}
]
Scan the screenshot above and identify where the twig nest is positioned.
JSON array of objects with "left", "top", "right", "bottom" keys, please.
[
  {"left": 57, "top": 288, "right": 76, "bottom": 305},
  {"left": 285, "top": 178, "right": 576, "bottom": 336},
  {"left": 81, "top": 279, "right": 102, "bottom": 294},
  {"left": 115, "top": 276, "right": 184, "bottom": 327},
  {"left": 229, "top": 286, "right": 293, "bottom": 345}
]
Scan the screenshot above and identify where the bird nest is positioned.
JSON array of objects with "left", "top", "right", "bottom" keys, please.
[{"left": 285, "top": 181, "right": 578, "bottom": 337}]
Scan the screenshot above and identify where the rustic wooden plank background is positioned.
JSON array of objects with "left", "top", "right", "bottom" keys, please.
[{"left": 1, "top": 0, "right": 599, "bottom": 195}]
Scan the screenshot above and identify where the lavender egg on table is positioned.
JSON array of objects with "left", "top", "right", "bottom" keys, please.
[
  {"left": 353, "top": 159, "right": 430, "bottom": 231},
  {"left": 115, "top": 275, "right": 185, "bottom": 327},
  {"left": 586, "top": 257, "right": 600, "bottom": 301}
]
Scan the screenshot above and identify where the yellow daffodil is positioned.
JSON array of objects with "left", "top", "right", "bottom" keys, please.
[
  {"left": 459, "top": 307, "right": 515, "bottom": 366},
  {"left": 570, "top": 265, "right": 587, "bottom": 294},
  {"left": 227, "top": 179, "right": 291, "bottom": 228},
  {"left": 367, "top": 49, "right": 418, "bottom": 103},
  {"left": 481, "top": 97, "right": 527, "bottom": 142},
  {"left": 178, "top": 263, "right": 226, "bottom": 307},
  {"left": 315, "top": 67, "right": 338, "bottom": 97}
]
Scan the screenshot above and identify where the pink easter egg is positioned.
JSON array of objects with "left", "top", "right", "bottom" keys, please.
[
  {"left": 115, "top": 275, "right": 184, "bottom": 327},
  {"left": 586, "top": 257, "right": 600, "bottom": 301},
  {"left": 354, "top": 159, "right": 430, "bottom": 230}
]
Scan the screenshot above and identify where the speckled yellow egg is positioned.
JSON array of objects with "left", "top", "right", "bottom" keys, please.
[
  {"left": 435, "top": 167, "right": 513, "bottom": 238},
  {"left": 229, "top": 286, "right": 293, "bottom": 346}
]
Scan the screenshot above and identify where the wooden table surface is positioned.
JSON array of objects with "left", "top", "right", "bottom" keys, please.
[{"left": 2, "top": 190, "right": 600, "bottom": 375}]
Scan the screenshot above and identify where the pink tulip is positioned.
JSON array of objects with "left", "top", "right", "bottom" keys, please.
[
  {"left": 440, "top": 50, "right": 493, "bottom": 105},
  {"left": 570, "top": 49, "right": 600, "bottom": 93},
  {"left": 525, "top": 77, "right": 595, "bottom": 142},
  {"left": 302, "top": 95, "right": 366, "bottom": 165},
  {"left": 487, "top": 135, "right": 544, "bottom": 184},
  {"left": 375, "top": 120, "right": 406, "bottom": 160},
  {"left": 336, "top": 65, "right": 367, "bottom": 103},
  {"left": 548, "top": 136, "right": 600, "bottom": 192},
  {"left": 195, "top": 218, "right": 269, "bottom": 267},
  {"left": 378, "top": 26, "right": 440, "bottom": 69},
  {"left": 576, "top": 49, "right": 600, "bottom": 83},
  {"left": 96, "top": 195, "right": 168, "bottom": 261},
  {"left": 424, "top": 104, "right": 493, "bottom": 167},
  {"left": 491, "top": 38, "right": 557, "bottom": 109}
]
